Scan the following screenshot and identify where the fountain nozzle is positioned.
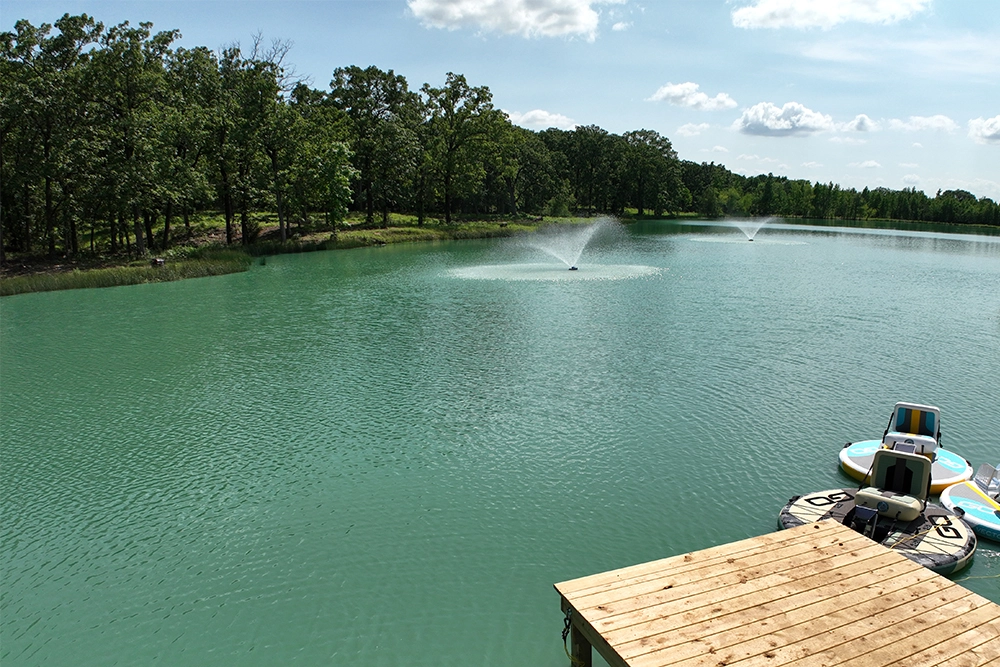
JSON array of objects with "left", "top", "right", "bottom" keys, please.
[{"left": 569, "top": 266, "right": 578, "bottom": 271}]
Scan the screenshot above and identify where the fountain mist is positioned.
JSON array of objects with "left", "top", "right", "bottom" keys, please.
[
  {"left": 526, "top": 218, "right": 612, "bottom": 268},
  {"left": 733, "top": 217, "right": 772, "bottom": 241}
]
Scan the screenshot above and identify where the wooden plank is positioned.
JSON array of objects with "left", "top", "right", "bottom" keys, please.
[
  {"left": 734, "top": 594, "right": 993, "bottom": 667},
  {"left": 630, "top": 585, "right": 976, "bottom": 667},
  {"left": 890, "top": 614, "right": 1000, "bottom": 667},
  {"left": 615, "top": 569, "right": 954, "bottom": 663},
  {"left": 591, "top": 548, "right": 917, "bottom": 636},
  {"left": 565, "top": 525, "right": 872, "bottom": 606},
  {"left": 555, "top": 521, "right": 1000, "bottom": 667},
  {"left": 556, "top": 523, "right": 846, "bottom": 596},
  {"left": 827, "top": 600, "right": 1000, "bottom": 667},
  {"left": 570, "top": 530, "right": 876, "bottom": 614},
  {"left": 602, "top": 553, "right": 930, "bottom": 649},
  {"left": 571, "top": 622, "right": 593, "bottom": 667}
]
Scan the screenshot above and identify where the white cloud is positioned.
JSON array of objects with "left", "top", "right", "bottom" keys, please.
[
  {"left": 505, "top": 109, "right": 577, "bottom": 130},
  {"left": 734, "top": 101, "right": 836, "bottom": 136},
  {"left": 800, "top": 35, "right": 1000, "bottom": 81},
  {"left": 677, "top": 122, "right": 710, "bottom": 137},
  {"left": 889, "top": 115, "right": 958, "bottom": 132},
  {"left": 842, "top": 114, "right": 881, "bottom": 132},
  {"left": 732, "top": 0, "right": 932, "bottom": 30},
  {"left": 829, "top": 136, "right": 867, "bottom": 145},
  {"left": 737, "top": 153, "right": 760, "bottom": 161},
  {"left": 648, "top": 82, "right": 737, "bottom": 110},
  {"left": 968, "top": 116, "right": 1000, "bottom": 145},
  {"left": 913, "top": 142, "right": 924, "bottom": 148},
  {"left": 802, "top": 161, "right": 823, "bottom": 168},
  {"left": 850, "top": 160, "right": 882, "bottom": 168},
  {"left": 933, "top": 177, "right": 1000, "bottom": 200},
  {"left": 612, "top": 21, "right": 631, "bottom": 31},
  {"left": 711, "top": 145, "right": 729, "bottom": 153},
  {"left": 903, "top": 174, "right": 921, "bottom": 185},
  {"left": 408, "top": 0, "right": 625, "bottom": 40}
]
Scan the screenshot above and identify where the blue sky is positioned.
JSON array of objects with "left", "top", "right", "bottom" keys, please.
[{"left": 5, "top": 0, "right": 999, "bottom": 199}]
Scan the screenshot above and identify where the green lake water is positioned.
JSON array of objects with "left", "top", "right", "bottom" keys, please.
[{"left": 2, "top": 219, "right": 999, "bottom": 665}]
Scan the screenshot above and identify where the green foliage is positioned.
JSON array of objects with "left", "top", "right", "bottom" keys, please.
[{"left": 2, "top": 11, "right": 998, "bottom": 274}]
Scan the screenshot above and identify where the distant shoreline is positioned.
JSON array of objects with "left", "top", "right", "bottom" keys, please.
[{"left": 2, "top": 212, "right": 997, "bottom": 297}]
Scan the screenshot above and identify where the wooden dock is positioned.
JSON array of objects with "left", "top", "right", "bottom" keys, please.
[{"left": 555, "top": 520, "right": 1000, "bottom": 667}]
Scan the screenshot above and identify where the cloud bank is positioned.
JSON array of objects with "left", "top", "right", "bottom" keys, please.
[
  {"left": 647, "top": 82, "right": 737, "bottom": 110},
  {"left": 732, "top": 0, "right": 932, "bottom": 29},
  {"left": 677, "top": 122, "right": 710, "bottom": 137},
  {"left": 505, "top": 109, "right": 577, "bottom": 130},
  {"left": 889, "top": 115, "right": 958, "bottom": 132},
  {"left": 968, "top": 115, "right": 1000, "bottom": 145},
  {"left": 408, "top": 0, "right": 624, "bottom": 40},
  {"left": 734, "top": 101, "right": 836, "bottom": 136},
  {"left": 842, "top": 114, "right": 881, "bottom": 132}
]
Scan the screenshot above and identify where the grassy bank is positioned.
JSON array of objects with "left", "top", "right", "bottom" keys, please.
[
  {"left": 6, "top": 211, "right": 995, "bottom": 297},
  {"left": 0, "top": 214, "right": 570, "bottom": 296},
  {"left": 0, "top": 249, "right": 253, "bottom": 297}
]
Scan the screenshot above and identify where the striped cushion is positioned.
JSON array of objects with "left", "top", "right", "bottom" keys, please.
[{"left": 895, "top": 407, "right": 935, "bottom": 437}]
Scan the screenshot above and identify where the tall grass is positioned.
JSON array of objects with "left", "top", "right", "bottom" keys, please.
[{"left": 1, "top": 250, "right": 252, "bottom": 297}]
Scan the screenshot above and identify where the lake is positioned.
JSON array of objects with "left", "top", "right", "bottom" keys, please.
[{"left": 2, "top": 219, "right": 998, "bottom": 666}]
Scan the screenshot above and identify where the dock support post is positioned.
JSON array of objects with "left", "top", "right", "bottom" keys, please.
[{"left": 570, "top": 623, "right": 592, "bottom": 667}]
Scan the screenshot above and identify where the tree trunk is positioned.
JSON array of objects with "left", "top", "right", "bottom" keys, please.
[
  {"left": 132, "top": 207, "right": 146, "bottom": 256},
  {"left": 444, "top": 170, "right": 452, "bottom": 225},
  {"left": 45, "top": 175, "right": 56, "bottom": 257},
  {"left": 22, "top": 182, "right": 32, "bottom": 253},
  {"left": 162, "top": 201, "right": 173, "bottom": 249},
  {"left": 240, "top": 202, "right": 249, "bottom": 246},
  {"left": 143, "top": 210, "right": 155, "bottom": 252},
  {"left": 270, "top": 152, "right": 286, "bottom": 242},
  {"left": 225, "top": 191, "right": 234, "bottom": 245},
  {"left": 364, "top": 157, "right": 374, "bottom": 225},
  {"left": 416, "top": 171, "right": 425, "bottom": 226},
  {"left": 507, "top": 178, "right": 517, "bottom": 216},
  {"left": 124, "top": 215, "right": 133, "bottom": 257},
  {"left": 65, "top": 204, "right": 78, "bottom": 255}
]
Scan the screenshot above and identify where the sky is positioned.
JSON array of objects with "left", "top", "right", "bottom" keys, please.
[{"left": 4, "top": 0, "right": 999, "bottom": 200}]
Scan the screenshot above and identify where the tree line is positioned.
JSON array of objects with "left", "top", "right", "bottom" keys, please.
[{"left": 2, "top": 14, "right": 998, "bottom": 263}]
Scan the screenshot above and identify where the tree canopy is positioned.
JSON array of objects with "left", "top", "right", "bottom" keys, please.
[{"left": 2, "top": 14, "right": 997, "bottom": 263}]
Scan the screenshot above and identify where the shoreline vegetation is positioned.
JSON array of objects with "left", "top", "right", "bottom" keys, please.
[
  {"left": 3, "top": 14, "right": 998, "bottom": 296},
  {"left": 4, "top": 211, "right": 998, "bottom": 297}
]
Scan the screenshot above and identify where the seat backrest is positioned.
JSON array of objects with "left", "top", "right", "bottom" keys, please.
[
  {"left": 893, "top": 404, "right": 937, "bottom": 437},
  {"left": 869, "top": 449, "right": 932, "bottom": 501},
  {"left": 974, "top": 463, "right": 1000, "bottom": 497}
]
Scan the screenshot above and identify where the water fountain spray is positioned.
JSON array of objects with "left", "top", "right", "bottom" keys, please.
[
  {"left": 527, "top": 218, "right": 609, "bottom": 269},
  {"left": 734, "top": 217, "right": 772, "bottom": 241}
]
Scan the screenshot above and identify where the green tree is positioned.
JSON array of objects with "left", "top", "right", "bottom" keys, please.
[
  {"left": 421, "top": 73, "right": 504, "bottom": 224},
  {"left": 0, "top": 14, "right": 103, "bottom": 258},
  {"left": 90, "top": 20, "right": 178, "bottom": 255},
  {"left": 329, "top": 65, "right": 420, "bottom": 225},
  {"left": 158, "top": 46, "right": 218, "bottom": 247}
]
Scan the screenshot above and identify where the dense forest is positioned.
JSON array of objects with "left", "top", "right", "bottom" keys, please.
[{"left": 2, "top": 14, "right": 999, "bottom": 264}]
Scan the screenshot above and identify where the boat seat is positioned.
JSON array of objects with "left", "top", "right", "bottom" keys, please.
[
  {"left": 974, "top": 463, "right": 1000, "bottom": 498},
  {"left": 857, "top": 449, "right": 932, "bottom": 521},
  {"left": 882, "top": 403, "right": 940, "bottom": 455},
  {"left": 894, "top": 406, "right": 936, "bottom": 437}
]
